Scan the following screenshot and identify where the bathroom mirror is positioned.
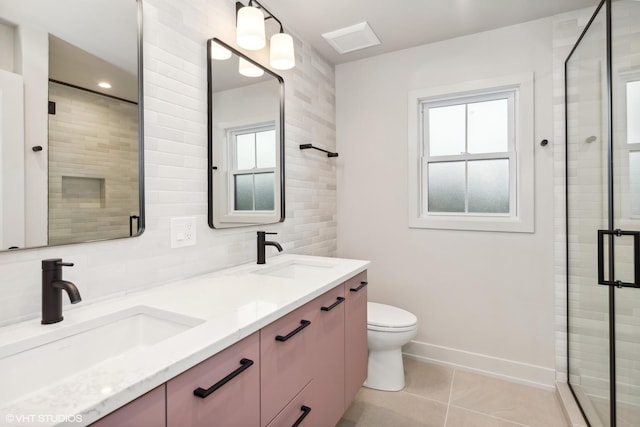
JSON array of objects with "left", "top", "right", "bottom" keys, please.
[
  {"left": 207, "top": 38, "right": 285, "bottom": 229},
  {"left": 0, "top": 0, "right": 144, "bottom": 250}
]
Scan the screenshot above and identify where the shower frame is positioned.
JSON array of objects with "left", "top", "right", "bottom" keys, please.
[{"left": 565, "top": 0, "right": 640, "bottom": 426}]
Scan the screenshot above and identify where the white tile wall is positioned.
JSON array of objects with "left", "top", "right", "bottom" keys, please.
[{"left": 0, "top": 0, "right": 337, "bottom": 326}]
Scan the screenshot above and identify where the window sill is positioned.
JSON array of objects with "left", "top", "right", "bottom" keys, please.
[{"left": 409, "top": 214, "right": 534, "bottom": 233}]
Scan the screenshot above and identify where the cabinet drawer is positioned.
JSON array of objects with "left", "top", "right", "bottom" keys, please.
[
  {"left": 344, "top": 270, "right": 368, "bottom": 407},
  {"left": 312, "top": 285, "right": 346, "bottom": 427},
  {"left": 90, "top": 385, "right": 166, "bottom": 427},
  {"left": 261, "top": 301, "right": 316, "bottom": 426},
  {"left": 266, "top": 381, "right": 314, "bottom": 427},
  {"left": 167, "top": 332, "right": 260, "bottom": 427}
]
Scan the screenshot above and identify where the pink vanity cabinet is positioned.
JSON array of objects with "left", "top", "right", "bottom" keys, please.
[
  {"left": 344, "top": 271, "right": 368, "bottom": 407},
  {"left": 260, "top": 299, "right": 317, "bottom": 426},
  {"left": 312, "top": 284, "right": 346, "bottom": 427},
  {"left": 166, "top": 332, "right": 260, "bottom": 427},
  {"left": 265, "top": 381, "right": 314, "bottom": 427},
  {"left": 89, "top": 385, "right": 166, "bottom": 427},
  {"left": 90, "top": 269, "right": 368, "bottom": 427}
]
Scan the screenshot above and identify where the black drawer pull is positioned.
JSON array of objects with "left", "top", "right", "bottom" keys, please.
[
  {"left": 275, "top": 320, "right": 311, "bottom": 342},
  {"left": 321, "top": 297, "right": 345, "bottom": 312},
  {"left": 292, "top": 405, "right": 311, "bottom": 427},
  {"left": 193, "top": 358, "right": 254, "bottom": 398},
  {"left": 350, "top": 281, "right": 368, "bottom": 292}
]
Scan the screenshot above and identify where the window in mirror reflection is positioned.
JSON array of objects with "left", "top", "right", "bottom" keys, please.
[{"left": 230, "top": 124, "right": 276, "bottom": 212}]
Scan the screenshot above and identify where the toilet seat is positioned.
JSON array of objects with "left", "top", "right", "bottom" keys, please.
[{"left": 367, "top": 302, "right": 417, "bottom": 332}]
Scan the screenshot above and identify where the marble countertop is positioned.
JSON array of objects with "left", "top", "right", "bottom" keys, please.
[{"left": 0, "top": 254, "right": 369, "bottom": 427}]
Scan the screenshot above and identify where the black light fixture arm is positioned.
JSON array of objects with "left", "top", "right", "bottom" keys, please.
[{"left": 237, "top": 1, "right": 286, "bottom": 33}]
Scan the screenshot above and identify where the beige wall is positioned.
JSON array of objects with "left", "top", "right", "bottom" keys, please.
[{"left": 336, "top": 17, "right": 556, "bottom": 388}]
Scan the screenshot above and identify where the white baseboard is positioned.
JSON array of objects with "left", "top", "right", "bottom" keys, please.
[{"left": 403, "top": 340, "right": 556, "bottom": 391}]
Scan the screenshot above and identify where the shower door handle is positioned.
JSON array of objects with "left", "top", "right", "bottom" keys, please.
[{"left": 597, "top": 229, "right": 640, "bottom": 288}]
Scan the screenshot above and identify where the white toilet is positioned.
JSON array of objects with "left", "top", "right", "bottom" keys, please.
[{"left": 364, "top": 302, "right": 418, "bottom": 391}]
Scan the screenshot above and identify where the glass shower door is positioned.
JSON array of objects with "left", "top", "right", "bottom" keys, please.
[
  {"left": 566, "top": 2, "right": 611, "bottom": 425},
  {"left": 611, "top": 1, "right": 640, "bottom": 425}
]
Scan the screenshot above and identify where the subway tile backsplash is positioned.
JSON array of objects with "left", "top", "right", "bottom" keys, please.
[{"left": 0, "top": 0, "right": 337, "bottom": 326}]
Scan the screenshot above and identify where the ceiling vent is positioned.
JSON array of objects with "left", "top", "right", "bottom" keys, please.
[{"left": 321, "top": 21, "right": 381, "bottom": 54}]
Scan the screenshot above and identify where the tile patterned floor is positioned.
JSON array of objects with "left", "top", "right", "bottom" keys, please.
[{"left": 338, "top": 358, "right": 569, "bottom": 427}]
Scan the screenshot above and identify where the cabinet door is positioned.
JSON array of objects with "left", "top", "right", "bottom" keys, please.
[
  {"left": 167, "top": 332, "right": 260, "bottom": 427},
  {"left": 344, "top": 270, "right": 368, "bottom": 407},
  {"left": 312, "top": 286, "right": 345, "bottom": 427},
  {"left": 266, "top": 382, "right": 314, "bottom": 427},
  {"left": 90, "top": 385, "right": 166, "bottom": 427},
  {"left": 261, "top": 301, "right": 316, "bottom": 426}
]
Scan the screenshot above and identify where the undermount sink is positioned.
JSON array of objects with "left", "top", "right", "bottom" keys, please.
[
  {"left": 252, "top": 260, "right": 337, "bottom": 280},
  {"left": 0, "top": 306, "right": 204, "bottom": 405}
]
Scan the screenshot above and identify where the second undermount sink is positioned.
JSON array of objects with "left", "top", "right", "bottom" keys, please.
[
  {"left": 252, "top": 260, "right": 337, "bottom": 280},
  {"left": 0, "top": 306, "right": 204, "bottom": 405}
]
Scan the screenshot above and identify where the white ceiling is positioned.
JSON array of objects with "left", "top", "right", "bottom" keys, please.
[
  {"left": 257, "top": 0, "right": 600, "bottom": 65},
  {"left": 0, "top": 0, "right": 137, "bottom": 75},
  {"left": 0, "top": 0, "right": 138, "bottom": 101}
]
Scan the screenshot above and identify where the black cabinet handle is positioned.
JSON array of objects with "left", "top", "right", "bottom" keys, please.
[
  {"left": 350, "top": 281, "right": 368, "bottom": 292},
  {"left": 292, "top": 405, "right": 311, "bottom": 427},
  {"left": 193, "top": 358, "right": 254, "bottom": 398},
  {"left": 275, "top": 320, "right": 311, "bottom": 342},
  {"left": 321, "top": 297, "right": 345, "bottom": 312}
]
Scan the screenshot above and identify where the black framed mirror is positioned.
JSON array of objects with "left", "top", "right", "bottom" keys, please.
[
  {"left": 0, "top": 0, "right": 144, "bottom": 250},
  {"left": 207, "top": 38, "right": 285, "bottom": 229}
]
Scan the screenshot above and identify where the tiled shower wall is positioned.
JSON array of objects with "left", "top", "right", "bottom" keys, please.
[
  {"left": 0, "top": 0, "right": 337, "bottom": 325},
  {"left": 554, "top": 0, "right": 640, "bottom": 409},
  {"left": 48, "top": 82, "right": 139, "bottom": 245}
]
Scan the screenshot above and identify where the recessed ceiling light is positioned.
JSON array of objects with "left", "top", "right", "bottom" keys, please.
[{"left": 98, "top": 81, "right": 112, "bottom": 89}]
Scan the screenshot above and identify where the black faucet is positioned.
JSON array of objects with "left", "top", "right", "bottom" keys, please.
[
  {"left": 257, "top": 231, "right": 283, "bottom": 264},
  {"left": 41, "top": 259, "right": 81, "bottom": 324}
]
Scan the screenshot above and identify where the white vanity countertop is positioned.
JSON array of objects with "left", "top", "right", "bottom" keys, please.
[{"left": 0, "top": 254, "right": 369, "bottom": 427}]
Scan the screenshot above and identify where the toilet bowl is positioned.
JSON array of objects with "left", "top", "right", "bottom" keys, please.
[{"left": 364, "top": 302, "right": 418, "bottom": 392}]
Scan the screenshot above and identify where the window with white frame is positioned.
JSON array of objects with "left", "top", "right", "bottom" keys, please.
[
  {"left": 228, "top": 123, "right": 276, "bottom": 213},
  {"left": 623, "top": 78, "right": 640, "bottom": 218},
  {"left": 408, "top": 74, "right": 534, "bottom": 232}
]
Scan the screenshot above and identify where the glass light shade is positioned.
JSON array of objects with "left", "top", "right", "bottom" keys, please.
[
  {"left": 238, "top": 58, "right": 264, "bottom": 77},
  {"left": 236, "top": 6, "right": 265, "bottom": 50},
  {"left": 270, "top": 33, "right": 295, "bottom": 70},
  {"left": 211, "top": 41, "right": 232, "bottom": 60}
]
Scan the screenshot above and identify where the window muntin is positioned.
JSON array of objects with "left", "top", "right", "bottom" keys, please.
[
  {"left": 229, "top": 124, "right": 276, "bottom": 213},
  {"left": 421, "top": 91, "right": 516, "bottom": 217}
]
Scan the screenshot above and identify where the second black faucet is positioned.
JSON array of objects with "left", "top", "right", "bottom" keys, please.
[{"left": 257, "top": 231, "right": 283, "bottom": 264}]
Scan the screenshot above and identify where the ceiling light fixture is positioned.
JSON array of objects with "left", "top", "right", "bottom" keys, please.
[
  {"left": 236, "top": 1, "right": 295, "bottom": 70},
  {"left": 98, "top": 81, "right": 112, "bottom": 89}
]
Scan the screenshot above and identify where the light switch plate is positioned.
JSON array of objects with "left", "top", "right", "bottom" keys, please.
[{"left": 171, "top": 217, "right": 196, "bottom": 248}]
